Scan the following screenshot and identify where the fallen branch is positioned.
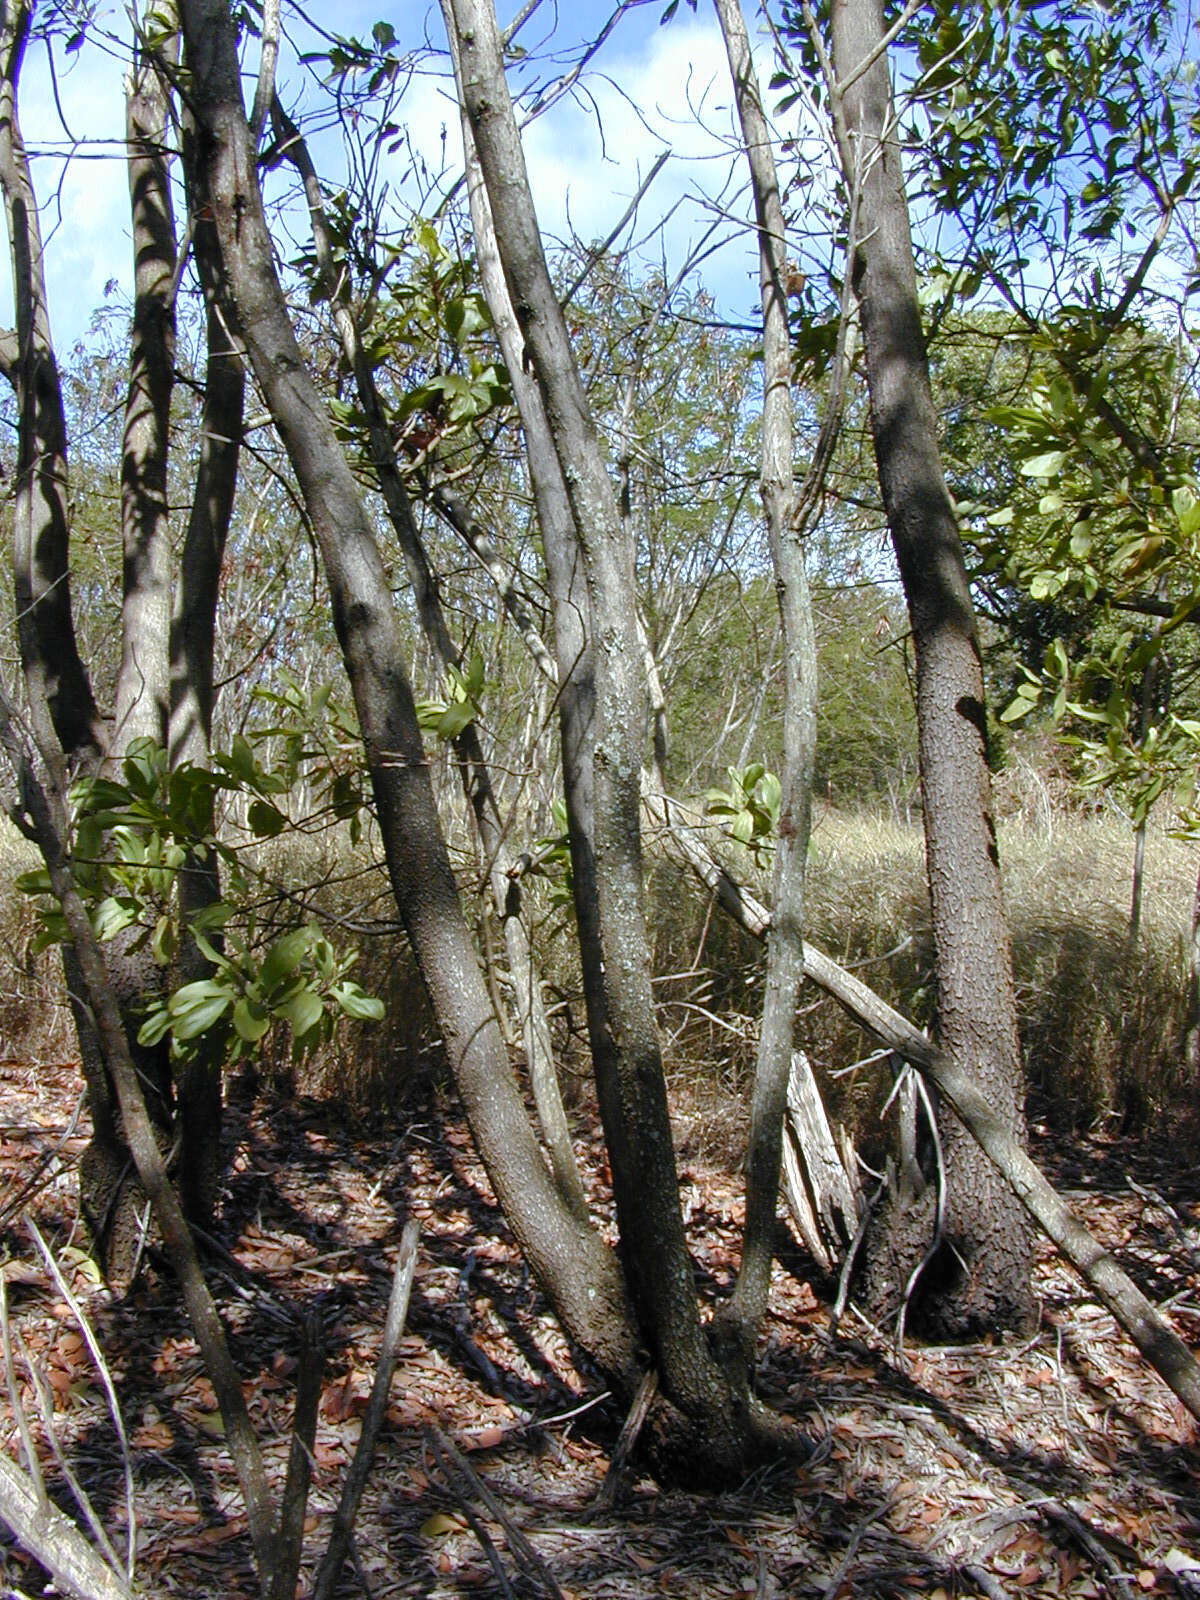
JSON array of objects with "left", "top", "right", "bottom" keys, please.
[
  {"left": 428, "top": 1423, "right": 566, "bottom": 1600},
  {"left": 646, "top": 785, "right": 1200, "bottom": 1421},
  {"left": 0, "top": 1450, "right": 134, "bottom": 1600}
]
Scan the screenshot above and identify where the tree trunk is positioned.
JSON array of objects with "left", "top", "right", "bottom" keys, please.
[
  {"left": 819, "top": 0, "right": 1037, "bottom": 1338},
  {"left": 713, "top": 0, "right": 819, "bottom": 1369},
  {"left": 168, "top": 123, "right": 246, "bottom": 1225},
  {"left": 178, "top": 0, "right": 639, "bottom": 1394},
  {"left": 113, "top": 0, "right": 176, "bottom": 754},
  {"left": 0, "top": 5, "right": 102, "bottom": 761},
  {"left": 444, "top": 0, "right": 758, "bottom": 1470}
]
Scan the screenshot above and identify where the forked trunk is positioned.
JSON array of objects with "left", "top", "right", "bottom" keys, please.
[{"left": 444, "top": 0, "right": 764, "bottom": 1472}]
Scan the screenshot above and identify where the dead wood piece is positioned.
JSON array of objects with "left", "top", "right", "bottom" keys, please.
[
  {"left": 593, "top": 1367, "right": 658, "bottom": 1514},
  {"left": 312, "top": 1218, "right": 421, "bottom": 1600},
  {"left": 427, "top": 1423, "right": 567, "bottom": 1600},
  {"left": 0, "top": 1450, "right": 134, "bottom": 1600},
  {"left": 648, "top": 777, "right": 1200, "bottom": 1419},
  {"left": 782, "top": 1051, "right": 863, "bottom": 1272}
]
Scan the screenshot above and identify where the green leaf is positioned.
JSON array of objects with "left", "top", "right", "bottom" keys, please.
[
  {"left": 730, "top": 810, "right": 755, "bottom": 844},
  {"left": 261, "top": 928, "right": 313, "bottom": 993},
  {"left": 151, "top": 915, "right": 177, "bottom": 967},
  {"left": 1020, "top": 450, "right": 1066, "bottom": 478},
  {"left": 332, "top": 983, "right": 385, "bottom": 1022},
  {"left": 247, "top": 799, "right": 286, "bottom": 838},
  {"left": 169, "top": 980, "right": 233, "bottom": 1041},
  {"left": 280, "top": 988, "right": 324, "bottom": 1039},
  {"left": 93, "top": 898, "right": 139, "bottom": 942},
  {"left": 437, "top": 701, "right": 475, "bottom": 741},
  {"left": 137, "top": 1007, "right": 173, "bottom": 1048},
  {"left": 1173, "top": 485, "right": 1200, "bottom": 538},
  {"left": 232, "top": 998, "right": 271, "bottom": 1044}
]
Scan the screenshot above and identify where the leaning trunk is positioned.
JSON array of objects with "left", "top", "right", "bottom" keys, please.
[
  {"left": 829, "top": 0, "right": 1035, "bottom": 1337},
  {"left": 178, "top": 0, "right": 639, "bottom": 1389}
]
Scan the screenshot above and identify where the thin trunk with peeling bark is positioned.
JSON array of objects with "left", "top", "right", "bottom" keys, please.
[
  {"left": 828, "top": 0, "right": 1035, "bottom": 1337},
  {"left": 714, "top": 0, "right": 818, "bottom": 1366},
  {"left": 178, "top": 0, "right": 638, "bottom": 1390}
]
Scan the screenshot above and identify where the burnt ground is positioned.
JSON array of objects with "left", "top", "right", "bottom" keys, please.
[{"left": 0, "top": 1058, "right": 1197, "bottom": 1599}]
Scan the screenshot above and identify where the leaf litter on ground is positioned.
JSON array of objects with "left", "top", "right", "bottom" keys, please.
[{"left": 0, "top": 1058, "right": 1194, "bottom": 1596}]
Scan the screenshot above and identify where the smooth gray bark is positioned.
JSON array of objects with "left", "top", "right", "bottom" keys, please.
[
  {"left": 178, "top": 0, "right": 637, "bottom": 1385},
  {"left": 113, "top": 0, "right": 177, "bottom": 754},
  {"left": 446, "top": 55, "right": 608, "bottom": 1225}
]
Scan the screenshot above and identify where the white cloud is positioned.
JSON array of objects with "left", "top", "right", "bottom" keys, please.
[{"left": 5, "top": 6, "right": 791, "bottom": 349}]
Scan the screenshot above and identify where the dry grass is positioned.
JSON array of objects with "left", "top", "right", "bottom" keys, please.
[
  {"left": 805, "top": 803, "right": 1196, "bottom": 1135},
  {"left": 646, "top": 799, "right": 1198, "bottom": 1147},
  {"left": 0, "top": 794, "right": 1194, "bottom": 1138}
]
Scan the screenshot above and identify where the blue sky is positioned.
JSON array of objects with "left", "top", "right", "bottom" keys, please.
[{"left": 12, "top": 0, "right": 778, "bottom": 351}]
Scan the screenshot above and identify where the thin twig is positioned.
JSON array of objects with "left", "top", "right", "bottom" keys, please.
[
  {"left": 28, "top": 1221, "right": 136, "bottom": 1579},
  {"left": 312, "top": 1219, "right": 420, "bottom": 1600},
  {"left": 21, "top": 1355, "right": 124, "bottom": 1578},
  {"left": 268, "top": 1308, "right": 324, "bottom": 1600}
]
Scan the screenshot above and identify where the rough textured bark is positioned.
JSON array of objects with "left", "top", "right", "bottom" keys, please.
[
  {"left": 178, "top": 0, "right": 638, "bottom": 1390},
  {"left": 444, "top": 0, "right": 755, "bottom": 1468},
  {"left": 829, "top": 0, "right": 1035, "bottom": 1337},
  {"left": 714, "top": 0, "right": 818, "bottom": 1365}
]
